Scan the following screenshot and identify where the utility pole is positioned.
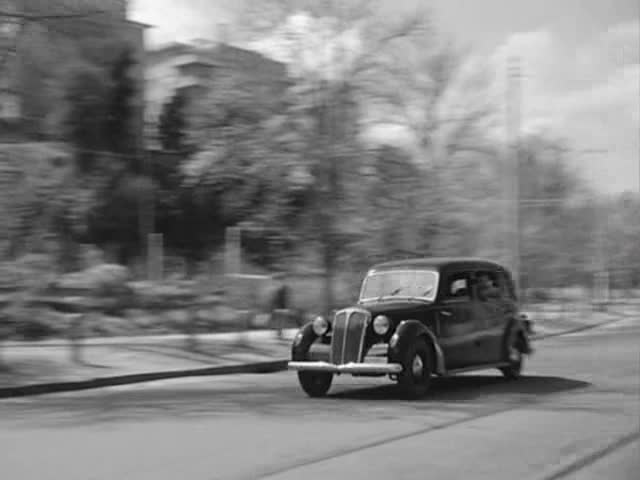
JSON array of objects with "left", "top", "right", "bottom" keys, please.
[
  {"left": 505, "top": 56, "right": 522, "bottom": 298},
  {"left": 595, "top": 198, "right": 609, "bottom": 307},
  {"left": 575, "top": 148, "right": 609, "bottom": 307}
]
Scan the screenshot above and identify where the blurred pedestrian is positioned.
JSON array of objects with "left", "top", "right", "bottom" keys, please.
[{"left": 270, "top": 272, "right": 290, "bottom": 339}]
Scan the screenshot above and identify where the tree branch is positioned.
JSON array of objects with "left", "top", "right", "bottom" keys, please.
[{"left": 443, "top": 103, "right": 495, "bottom": 154}]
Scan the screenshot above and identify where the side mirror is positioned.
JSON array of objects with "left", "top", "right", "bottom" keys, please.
[{"left": 525, "top": 319, "right": 533, "bottom": 334}]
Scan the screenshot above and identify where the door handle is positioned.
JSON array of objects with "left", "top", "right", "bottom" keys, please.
[{"left": 440, "top": 310, "right": 452, "bottom": 317}]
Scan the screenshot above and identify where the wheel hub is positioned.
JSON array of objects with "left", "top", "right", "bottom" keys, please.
[{"left": 412, "top": 355, "right": 424, "bottom": 376}]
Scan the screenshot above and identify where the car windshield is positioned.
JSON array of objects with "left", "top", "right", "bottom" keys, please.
[{"left": 359, "top": 269, "right": 438, "bottom": 302}]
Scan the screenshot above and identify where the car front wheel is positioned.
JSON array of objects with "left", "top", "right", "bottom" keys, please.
[
  {"left": 297, "top": 371, "right": 333, "bottom": 397},
  {"left": 397, "top": 338, "right": 432, "bottom": 399}
]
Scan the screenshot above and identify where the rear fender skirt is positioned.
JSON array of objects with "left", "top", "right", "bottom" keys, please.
[{"left": 388, "top": 319, "right": 446, "bottom": 375}]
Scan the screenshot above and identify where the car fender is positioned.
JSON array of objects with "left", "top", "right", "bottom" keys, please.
[
  {"left": 291, "top": 322, "right": 318, "bottom": 361},
  {"left": 388, "top": 319, "right": 446, "bottom": 375},
  {"left": 502, "top": 315, "right": 532, "bottom": 355}
]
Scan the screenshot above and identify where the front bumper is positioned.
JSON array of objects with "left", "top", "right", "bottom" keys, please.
[{"left": 288, "top": 361, "right": 403, "bottom": 375}]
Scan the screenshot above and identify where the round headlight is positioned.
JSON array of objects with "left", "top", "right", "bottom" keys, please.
[
  {"left": 312, "top": 315, "right": 329, "bottom": 336},
  {"left": 373, "top": 315, "right": 390, "bottom": 335}
]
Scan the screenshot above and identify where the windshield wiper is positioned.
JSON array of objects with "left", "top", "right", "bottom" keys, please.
[
  {"left": 383, "top": 287, "right": 434, "bottom": 303},
  {"left": 376, "top": 288, "right": 402, "bottom": 301},
  {"left": 403, "top": 297, "right": 433, "bottom": 303}
]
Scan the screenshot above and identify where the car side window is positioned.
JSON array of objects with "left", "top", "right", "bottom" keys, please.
[
  {"left": 444, "top": 272, "right": 471, "bottom": 300},
  {"left": 496, "top": 270, "right": 515, "bottom": 300}
]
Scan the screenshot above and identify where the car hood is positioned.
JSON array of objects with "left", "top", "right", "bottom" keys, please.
[{"left": 354, "top": 299, "right": 432, "bottom": 319}]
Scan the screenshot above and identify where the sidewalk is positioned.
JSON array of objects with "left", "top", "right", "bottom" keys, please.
[
  {"left": 0, "top": 329, "right": 297, "bottom": 397},
  {"left": 1, "top": 328, "right": 300, "bottom": 349}
]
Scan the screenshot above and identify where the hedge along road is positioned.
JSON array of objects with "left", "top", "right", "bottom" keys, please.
[{"left": 0, "top": 315, "right": 638, "bottom": 480}]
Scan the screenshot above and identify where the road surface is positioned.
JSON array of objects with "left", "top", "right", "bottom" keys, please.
[{"left": 1, "top": 316, "right": 638, "bottom": 480}]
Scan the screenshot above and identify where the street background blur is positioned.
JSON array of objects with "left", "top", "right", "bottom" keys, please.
[{"left": 1, "top": 0, "right": 639, "bottom": 357}]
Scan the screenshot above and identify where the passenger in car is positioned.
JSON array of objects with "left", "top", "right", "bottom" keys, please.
[{"left": 477, "top": 274, "right": 500, "bottom": 300}]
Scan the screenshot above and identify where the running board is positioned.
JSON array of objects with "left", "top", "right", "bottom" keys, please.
[{"left": 443, "top": 362, "right": 510, "bottom": 376}]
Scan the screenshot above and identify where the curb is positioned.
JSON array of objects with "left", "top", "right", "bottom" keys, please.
[{"left": 0, "top": 359, "right": 288, "bottom": 399}]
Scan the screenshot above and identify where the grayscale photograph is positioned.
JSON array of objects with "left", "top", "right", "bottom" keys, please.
[{"left": 1, "top": 0, "right": 639, "bottom": 479}]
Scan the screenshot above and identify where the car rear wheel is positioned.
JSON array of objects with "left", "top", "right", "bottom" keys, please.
[
  {"left": 397, "top": 338, "right": 432, "bottom": 399},
  {"left": 500, "top": 335, "right": 523, "bottom": 380},
  {"left": 297, "top": 371, "right": 333, "bottom": 398}
]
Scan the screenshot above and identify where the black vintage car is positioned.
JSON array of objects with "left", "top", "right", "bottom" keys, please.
[{"left": 288, "top": 257, "right": 533, "bottom": 398}]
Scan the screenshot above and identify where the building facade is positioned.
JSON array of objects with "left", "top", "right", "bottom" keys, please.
[
  {"left": 0, "top": 0, "right": 146, "bottom": 145},
  {"left": 145, "top": 38, "right": 290, "bottom": 148}
]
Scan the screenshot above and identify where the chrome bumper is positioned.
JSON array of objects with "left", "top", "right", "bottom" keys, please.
[{"left": 288, "top": 361, "right": 403, "bottom": 374}]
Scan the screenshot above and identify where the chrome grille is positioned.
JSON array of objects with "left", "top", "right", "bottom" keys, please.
[
  {"left": 330, "top": 309, "right": 370, "bottom": 365},
  {"left": 330, "top": 311, "right": 347, "bottom": 364}
]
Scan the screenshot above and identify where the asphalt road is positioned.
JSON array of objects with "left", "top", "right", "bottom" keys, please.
[{"left": 1, "top": 316, "right": 638, "bottom": 480}]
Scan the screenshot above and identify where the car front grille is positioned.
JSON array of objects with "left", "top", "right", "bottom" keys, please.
[{"left": 330, "top": 309, "right": 370, "bottom": 365}]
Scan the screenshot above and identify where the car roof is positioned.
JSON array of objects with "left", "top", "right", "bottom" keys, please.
[{"left": 369, "top": 257, "right": 506, "bottom": 273}]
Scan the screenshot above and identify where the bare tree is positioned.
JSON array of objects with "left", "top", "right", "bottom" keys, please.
[{"left": 230, "top": 1, "right": 438, "bottom": 313}]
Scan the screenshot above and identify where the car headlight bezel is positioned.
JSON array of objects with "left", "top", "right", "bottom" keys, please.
[
  {"left": 312, "top": 315, "right": 329, "bottom": 336},
  {"left": 373, "top": 314, "right": 391, "bottom": 335}
]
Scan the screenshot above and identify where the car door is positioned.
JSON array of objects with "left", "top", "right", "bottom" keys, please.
[
  {"left": 437, "top": 270, "right": 477, "bottom": 369},
  {"left": 471, "top": 269, "right": 505, "bottom": 364}
]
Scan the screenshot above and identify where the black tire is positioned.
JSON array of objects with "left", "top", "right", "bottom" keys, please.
[
  {"left": 297, "top": 371, "right": 333, "bottom": 398},
  {"left": 500, "top": 332, "right": 523, "bottom": 380},
  {"left": 397, "top": 338, "right": 432, "bottom": 399}
]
